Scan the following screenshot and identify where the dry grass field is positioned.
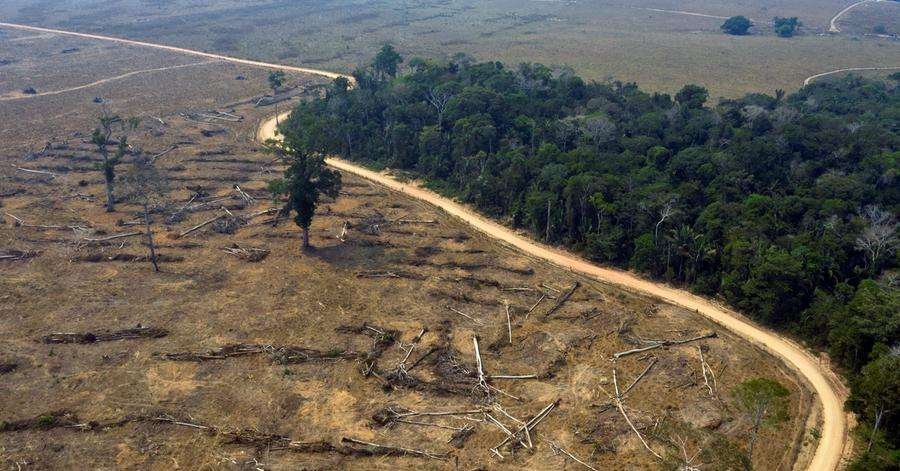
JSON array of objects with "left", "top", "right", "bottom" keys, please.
[
  {"left": 1, "top": 0, "right": 898, "bottom": 99},
  {"left": 0, "top": 33, "right": 822, "bottom": 471},
  {"left": 836, "top": 0, "right": 900, "bottom": 36}
]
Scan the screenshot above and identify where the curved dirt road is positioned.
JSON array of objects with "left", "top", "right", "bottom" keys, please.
[
  {"left": 804, "top": 65, "right": 900, "bottom": 85},
  {"left": 0, "top": 20, "right": 847, "bottom": 471},
  {"left": 260, "top": 118, "right": 848, "bottom": 471},
  {"left": 829, "top": 0, "right": 886, "bottom": 33},
  {"left": 0, "top": 60, "right": 219, "bottom": 101}
]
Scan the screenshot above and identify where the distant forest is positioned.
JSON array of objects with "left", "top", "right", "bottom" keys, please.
[{"left": 282, "top": 49, "right": 899, "bottom": 469}]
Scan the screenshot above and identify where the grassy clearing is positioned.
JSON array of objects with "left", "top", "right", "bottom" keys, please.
[{"left": 1, "top": 0, "right": 898, "bottom": 98}]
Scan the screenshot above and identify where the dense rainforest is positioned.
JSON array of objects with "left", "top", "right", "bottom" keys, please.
[{"left": 281, "top": 48, "right": 899, "bottom": 468}]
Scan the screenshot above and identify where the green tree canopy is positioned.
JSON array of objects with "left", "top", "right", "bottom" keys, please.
[{"left": 722, "top": 16, "right": 752, "bottom": 35}]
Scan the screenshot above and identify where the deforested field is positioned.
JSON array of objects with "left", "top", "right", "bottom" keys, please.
[{"left": 0, "top": 31, "right": 821, "bottom": 470}]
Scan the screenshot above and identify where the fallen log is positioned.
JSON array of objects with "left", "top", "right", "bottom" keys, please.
[
  {"left": 154, "top": 343, "right": 363, "bottom": 364},
  {"left": 41, "top": 327, "right": 168, "bottom": 344},
  {"left": 221, "top": 245, "right": 269, "bottom": 262},
  {"left": 492, "top": 400, "right": 560, "bottom": 455},
  {"left": 0, "top": 189, "right": 26, "bottom": 198},
  {"left": 544, "top": 281, "right": 579, "bottom": 319},
  {"left": 12, "top": 165, "right": 57, "bottom": 177},
  {"left": 5, "top": 213, "right": 88, "bottom": 231},
  {"left": 613, "top": 369, "right": 662, "bottom": 459},
  {"left": 0, "top": 363, "right": 17, "bottom": 374},
  {"left": 179, "top": 213, "right": 225, "bottom": 237},
  {"left": 0, "top": 249, "right": 39, "bottom": 261},
  {"left": 340, "top": 437, "right": 449, "bottom": 460},
  {"left": 613, "top": 331, "right": 717, "bottom": 359},
  {"left": 82, "top": 231, "right": 141, "bottom": 242},
  {"left": 356, "top": 270, "right": 425, "bottom": 280}
]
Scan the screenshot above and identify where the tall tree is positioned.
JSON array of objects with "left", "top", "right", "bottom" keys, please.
[
  {"left": 269, "top": 70, "right": 287, "bottom": 126},
  {"left": 266, "top": 139, "right": 341, "bottom": 250},
  {"left": 373, "top": 44, "right": 403, "bottom": 81},
  {"left": 91, "top": 111, "right": 139, "bottom": 212}
]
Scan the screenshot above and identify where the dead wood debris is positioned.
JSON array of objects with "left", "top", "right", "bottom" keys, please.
[
  {"left": 335, "top": 323, "right": 399, "bottom": 360},
  {"left": 154, "top": 343, "right": 362, "bottom": 364},
  {"left": 0, "top": 363, "right": 17, "bottom": 374},
  {"left": 543, "top": 281, "right": 580, "bottom": 319},
  {"left": 613, "top": 332, "right": 717, "bottom": 359},
  {"left": 73, "top": 253, "right": 184, "bottom": 263},
  {"left": 430, "top": 288, "right": 502, "bottom": 307},
  {"left": 5, "top": 213, "right": 89, "bottom": 231},
  {"left": 221, "top": 244, "right": 269, "bottom": 262},
  {"left": 0, "top": 249, "right": 39, "bottom": 261},
  {"left": 409, "top": 259, "right": 534, "bottom": 276},
  {"left": 355, "top": 270, "right": 426, "bottom": 280},
  {"left": 0, "top": 189, "right": 26, "bottom": 198},
  {"left": 40, "top": 327, "right": 168, "bottom": 344},
  {"left": 0, "top": 411, "right": 448, "bottom": 461},
  {"left": 491, "top": 400, "right": 560, "bottom": 457}
]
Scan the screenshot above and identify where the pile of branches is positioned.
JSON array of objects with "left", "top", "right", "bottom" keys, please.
[
  {"left": 40, "top": 327, "right": 168, "bottom": 344},
  {"left": 73, "top": 253, "right": 184, "bottom": 263},
  {"left": 221, "top": 244, "right": 269, "bottom": 262},
  {"left": 336, "top": 323, "right": 400, "bottom": 360},
  {"left": 154, "top": 343, "right": 364, "bottom": 364},
  {"left": 0, "top": 411, "right": 448, "bottom": 461},
  {"left": 0, "top": 249, "right": 39, "bottom": 261}
]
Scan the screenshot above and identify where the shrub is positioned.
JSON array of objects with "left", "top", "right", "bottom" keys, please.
[{"left": 722, "top": 16, "right": 752, "bottom": 35}]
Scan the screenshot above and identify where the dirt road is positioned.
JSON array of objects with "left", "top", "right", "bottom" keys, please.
[
  {"left": 260, "top": 113, "right": 849, "bottom": 471},
  {"left": 829, "top": 0, "right": 886, "bottom": 33},
  {"left": 804, "top": 65, "right": 900, "bottom": 85},
  {"left": 0, "top": 22, "right": 346, "bottom": 80},
  {"left": 0, "top": 20, "right": 848, "bottom": 471},
  {"left": 0, "top": 60, "right": 219, "bottom": 101}
]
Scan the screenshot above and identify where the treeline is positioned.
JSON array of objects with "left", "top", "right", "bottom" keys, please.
[{"left": 282, "top": 49, "right": 899, "bottom": 468}]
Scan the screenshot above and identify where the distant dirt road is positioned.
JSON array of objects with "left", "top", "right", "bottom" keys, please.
[
  {"left": 0, "top": 22, "right": 346, "bottom": 80},
  {"left": 635, "top": 7, "right": 729, "bottom": 20},
  {"left": 829, "top": 0, "right": 886, "bottom": 32},
  {"left": 0, "top": 20, "right": 848, "bottom": 471},
  {"left": 0, "top": 60, "right": 219, "bottom": 101},
  {"left": 804, "top": 65, "right": 900, "bottom": 85}
]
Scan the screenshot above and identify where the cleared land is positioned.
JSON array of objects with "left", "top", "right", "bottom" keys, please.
[
  {"left": 0, "top": 34, "right": 819, "bottom": 470},
  {"left": 0, "top": 0, "right": 898, "bottom": 98}
]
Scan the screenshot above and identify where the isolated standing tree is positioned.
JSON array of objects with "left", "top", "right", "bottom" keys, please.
[
  {"left": 269, "top": 70, "right": 286, "bottom": 126},
  {"left": 373, "top": 44, "right": 403, "bottom": 81},
  {"left": 722, "top": 16, "right": 752, "bottom": 35},
  {"left": 773, "top": 17, "right": 800, "bottom": 37},
  {"left": 734, "top": 378, "right": 790, "bottom": 467},
  {"left": 266, "top": 139, "right": 341, "bottom": 249},
  {"left": 122, "top": 153, "right": 168, "bottom": 272},
  {"left": 91, "top": 112, "right": 139, "bottom": 212}
]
